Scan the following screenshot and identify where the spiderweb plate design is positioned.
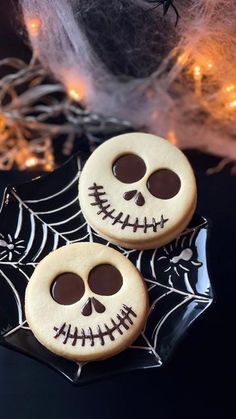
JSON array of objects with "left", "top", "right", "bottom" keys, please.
[{"left": 0, "top": 154, "right": 213, "bottom": 383}]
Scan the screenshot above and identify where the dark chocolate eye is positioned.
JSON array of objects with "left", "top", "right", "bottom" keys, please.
[
  {"left": 112, "top": 154, "right": 146, "bottom": 183},
  {"left": 88, "top": 264, "right": 123, "bottom": 296},
  {"left": 51, "top": 272, "right": 85, "bottom": 305},
  {"left": 147, "top": 169, "right": 181, "bottom": 199}
]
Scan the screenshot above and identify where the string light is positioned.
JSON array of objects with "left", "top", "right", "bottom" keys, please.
[
  {"left": 167, "top": 130, "right": 177, "bottom": 145},
  {"left": 177, "top": 51, "right": 189, "bottom": 66},
  {"left": 228, "top": 100, "right": 236, "bottom": 109},
  {"left": 67, "top": 79, "right": 87, "bottom": 102},
  {"left": 68, "top": 88, "right": 81, "bottom": 102},
  {"left": 225, "top": 84, "right": 235, "bottom": 93},
  {"left": 0, "top": 57, "right": 130, "bottom": 171},
  {"left": 64, "top": 72, "right": 87, "bottom": 102},
  {"left": 219, "top": 83, "right": 236, "bottom": 112},
  {"left": 0, "top": 114, "right": 6, "bottom": 131},
  {"left": 193, "top": 65, "right": 202, "bottom": 81},
  {"left": 189, "top": 57, "right": 236, "bottom": 118},
  {"left": 27, "top": 17, "right": 41, "bottom": 36},
  {"left": 193, "top": 65, "right": 202, "bottom": 98},
  {"left": 25, "top": 157, "right": 38, "bottom": 168}
]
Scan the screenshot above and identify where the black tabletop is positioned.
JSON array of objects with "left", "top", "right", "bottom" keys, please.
[{"left": 0, "top": 2, "right": 236, "bottom": 418}]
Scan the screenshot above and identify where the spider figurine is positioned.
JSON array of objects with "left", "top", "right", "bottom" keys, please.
[{"left": 146, "top": 0, "right": 180, "bottom": 26}]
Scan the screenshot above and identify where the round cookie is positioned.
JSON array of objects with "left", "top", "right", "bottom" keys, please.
[
  {"left": 25, "top": 243, "right": 148, "bottom": 362},
  {"left": 79, "top": 132, "right": 197, "bottom": 249}
]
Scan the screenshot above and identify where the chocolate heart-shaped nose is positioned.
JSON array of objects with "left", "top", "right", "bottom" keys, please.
[
  {"left": 123, "top": 190, "right": 137, "bottom": 201},
  {"left": 123, "top": 190, "right": 145, "bottom": 206},
  {"left": 81, "top": 297, "right": 92, "bottom": 316},
  {"left": 92, "top": 297, "right": 105, "bottom": 313},
  {"left": 135, "top": 192, "right": 145, "bottom": 206},
  {"left": 81, "top": 297, "right": 106, "bottom": 316}
]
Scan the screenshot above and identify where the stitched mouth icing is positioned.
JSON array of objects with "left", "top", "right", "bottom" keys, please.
[
  {"left": 88, "top": 183, "right": 169, "bottom": 233},
  {"left": 53, "top": 304, "right": 137, "bottom": 347}
]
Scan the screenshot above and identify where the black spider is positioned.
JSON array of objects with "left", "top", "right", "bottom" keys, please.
[{"left": 146, "top": 0, "right": 180, "bottom": 26}]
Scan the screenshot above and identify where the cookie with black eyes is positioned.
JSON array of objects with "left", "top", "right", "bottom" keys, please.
[
  {"left": 25, "top": 243, "right": 148, "bottom": 362},
  {"left": 79, "top": 132, "right": 197, "bottom": 249}
]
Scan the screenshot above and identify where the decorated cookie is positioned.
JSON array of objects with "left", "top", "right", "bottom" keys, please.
[
  {"left": 25, "top": 243, "right": 148, "bottom": 362},
  {"left": 79, "top": 132, "right": 197, "bottom": 249}
]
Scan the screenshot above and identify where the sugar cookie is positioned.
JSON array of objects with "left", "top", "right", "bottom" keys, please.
[
  {"left": 79, "top": 133, "right": 197, "bottom": 249},
  {"left": 25, "top": 243, "right": 148, "bottom": 362}
]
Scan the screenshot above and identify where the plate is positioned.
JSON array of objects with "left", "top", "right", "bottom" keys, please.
[{"left": 0, "top": 153, "right": 214, "bottom": 383}]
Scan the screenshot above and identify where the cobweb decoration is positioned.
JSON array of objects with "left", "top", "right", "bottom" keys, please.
[
  {"left": 0, "top": 154, "right": 213, "bottom": 383},
  {"left": 19, "top": 0, "right": 236, "bottom": 160}
]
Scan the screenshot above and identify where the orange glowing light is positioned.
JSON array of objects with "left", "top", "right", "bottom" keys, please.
[
  {"left": 44, "top": 163, "right": 54, "bottom": 172},
  {"left": 228, "top": 100, "right": 236, "bottom": 109},
  {"left": 27, "top": 18, "right": 41, "bottom": 36},
  {"left": 69, "top": 88, "right": 81, "bottom": 101},
  {"left": 223, "top": 83, "right": 236, "bottom": 110},
  {"left": 205, "top": 62, "right": 214, "bottom": 74},
  {"left": 207, "top": 62, "right": 213, "bottom": 70},
  {"left": 193, "top": 65, "right": 202, "bottom": 81},
  {"left": 0, "top": 114, "right": 6, "bottom": 132},
  {"left": 67, "top": 80, "right": 86, "bottom": 102},
  {"left": 25, "top": 157, "right": 38, "bottom": 168},
  {"left": 225, "top": 84, "right": 235, "bottom": 93},
  {"left": 167, "top": 130, "right": 177, "bottom": 145},
  {"left": 177, "top": 52, "right": 188, "bottom": 65}
]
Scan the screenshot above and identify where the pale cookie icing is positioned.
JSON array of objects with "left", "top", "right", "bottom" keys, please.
[
  {"left": 79, "top": 133, "right": 197, "bottom": 249},
  {"left": 25, "top": 243, "right": 148, "bottom": 362}
]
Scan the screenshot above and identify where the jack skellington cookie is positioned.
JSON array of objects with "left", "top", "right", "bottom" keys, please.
[
  {"left": 25, "top": 243, "right": 148, "bottom": 362},
  {"left": 79, "top": 133, "right": 197, "bottom": 249}
]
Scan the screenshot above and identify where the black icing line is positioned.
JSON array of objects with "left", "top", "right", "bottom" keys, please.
[
  {"left": 53, "top": 304, "right": 137, "bottom": 347},
  {"left": 88, "top": 183, "right": 168, "bottom": 233}
]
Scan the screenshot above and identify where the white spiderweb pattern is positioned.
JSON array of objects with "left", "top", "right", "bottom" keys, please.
[{"left": 0, "top": 155, "right": 213, "bottom": 383}]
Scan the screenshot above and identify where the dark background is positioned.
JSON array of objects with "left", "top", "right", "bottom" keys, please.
[{"left": 0, "top": 1, "right": 236, "bottom": 418}]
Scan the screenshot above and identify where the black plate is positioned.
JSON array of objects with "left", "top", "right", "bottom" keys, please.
[{"left": 0, "top": 154, "right": 213, "bottom": 383}]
